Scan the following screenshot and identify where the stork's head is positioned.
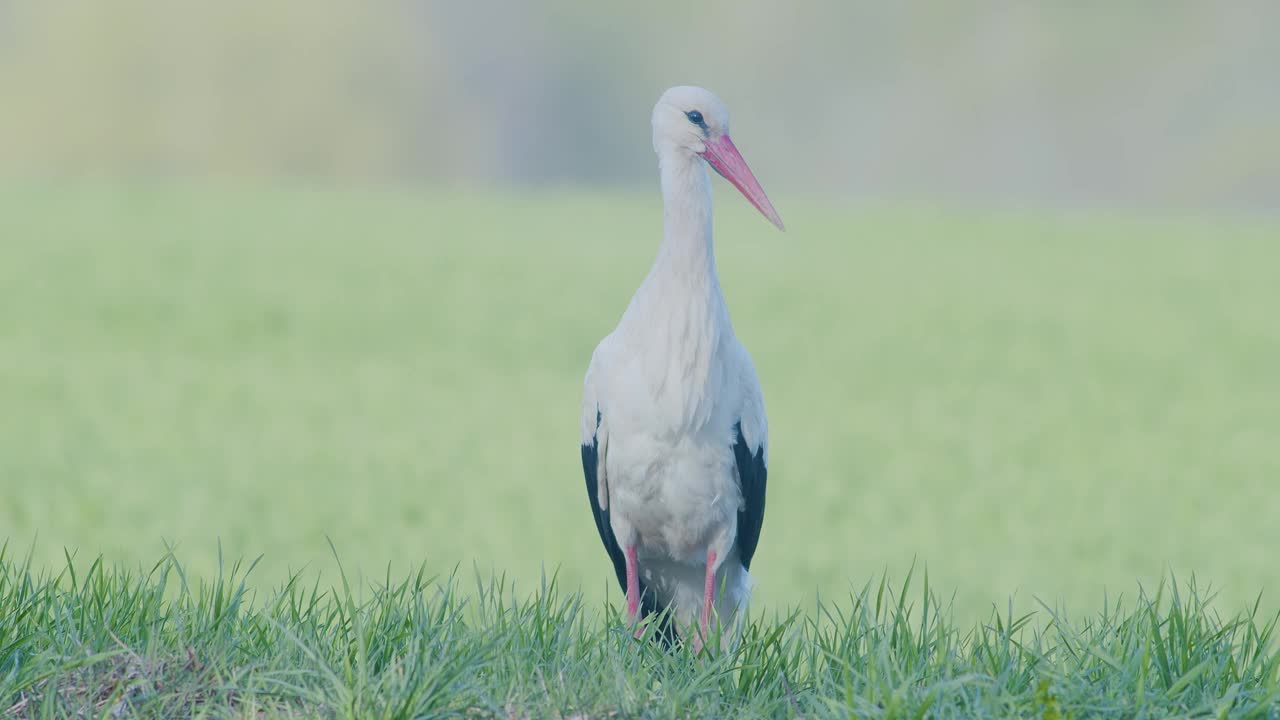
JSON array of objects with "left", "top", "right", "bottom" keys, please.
[{"left": 652, "top": 86, "right": 784, "bottom": 230}]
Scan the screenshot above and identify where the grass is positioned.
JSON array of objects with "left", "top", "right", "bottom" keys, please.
[{"left": 2, "top": 545, "right": 1279, "bottom": 718}]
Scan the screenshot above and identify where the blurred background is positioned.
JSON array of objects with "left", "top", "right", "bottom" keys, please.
[
  {"left": 1, "top": 1, "right": 1278, "bottom": 620},
  {"left": 2, "top": 0, "right": 1278, "bottom": 204}
]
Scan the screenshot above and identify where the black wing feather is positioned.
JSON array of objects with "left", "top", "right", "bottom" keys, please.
[
  {"left": 732, "top": 421, "right": 767, "bottom": 571},
  {"left": 581, "top": 411, "right": 626, "bottom": 592},
  {"left": 582, "top": 410, "right": 675, "bottom": 644}
]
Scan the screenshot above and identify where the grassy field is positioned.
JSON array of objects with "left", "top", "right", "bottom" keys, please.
[
  {"left": 3, "top": 548, "right": 1280, "bottom": 718},
  {"left": 1, "top": 181, "right": 1279, "bottom": 672}
]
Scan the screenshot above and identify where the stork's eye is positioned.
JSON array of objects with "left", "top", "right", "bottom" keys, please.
[{"left": 685, "top": 110, "right": 706, "bottom": 127}]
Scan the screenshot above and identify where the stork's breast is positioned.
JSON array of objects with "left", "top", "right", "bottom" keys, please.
[{"left": 608, "top": 432, "right": 740, "bottom": 564}]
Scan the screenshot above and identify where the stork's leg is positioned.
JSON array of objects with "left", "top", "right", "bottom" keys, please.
[
  {"left": 624, "top": 544, "right": 642, "bottom": 635},
  {"left": 697, "top": 549, "right": 718, "bottom": 650}
]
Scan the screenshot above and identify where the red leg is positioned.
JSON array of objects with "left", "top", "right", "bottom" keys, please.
[
  {"left": 699, "top": 549, "right": 718, "bottom": 647},
  {"left": 624, "top": 544, "right": 640, "bottom": 625}
]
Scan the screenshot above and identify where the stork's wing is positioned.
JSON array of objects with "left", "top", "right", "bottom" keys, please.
[
  {"left": 581, "top": 405, "right": 676, "bottom": 645},
  {"left": 581, "top": 409, "right": 626, "bottom": 593},
  {"left": 731, "top": 344, "right": 769, "bottom": 572},
  {"left": 732, "top": 421, "right": 767, "bottom": 571},
  {"left": 582, "top": 355, "right": 675, "bottom": 644}
]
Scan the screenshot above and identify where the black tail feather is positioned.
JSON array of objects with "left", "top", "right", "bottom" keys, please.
[{"left": 638, "top": 588, "right": 677, "bottom": 648}]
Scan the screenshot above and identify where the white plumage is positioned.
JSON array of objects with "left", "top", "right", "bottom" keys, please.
[{"left": 580, "top": 86, "right": 782, "bottom": 649}]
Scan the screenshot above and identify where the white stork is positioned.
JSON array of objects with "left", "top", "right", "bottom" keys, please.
[{"left": 580, "top": 86, "right": 783, "bottom": 648}]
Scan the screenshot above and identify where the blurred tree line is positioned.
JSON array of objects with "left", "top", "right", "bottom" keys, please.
[{"left": 0, "top": 0, "right": 1275, "bottom": 208}]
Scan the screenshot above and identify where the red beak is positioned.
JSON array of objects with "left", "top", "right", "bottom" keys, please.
[{"left": 699, "top": 134, "right": 784, "bottom": 231}]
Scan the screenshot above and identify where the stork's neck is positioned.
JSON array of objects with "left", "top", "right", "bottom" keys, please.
[
  {"left": 653, "top": 149, "right": 717, "bottom": 284},
  {"left": 627, "top": 148, "right": 729, "bottom": 418}
]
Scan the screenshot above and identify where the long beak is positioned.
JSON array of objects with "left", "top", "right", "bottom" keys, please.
[{"left": 699, "top": 134, "right": 785, "bottom": 231}]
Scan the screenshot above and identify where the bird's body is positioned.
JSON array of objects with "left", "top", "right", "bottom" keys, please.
[{"left": 580, "top": 86, "right": 780, "bottom": 647}]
